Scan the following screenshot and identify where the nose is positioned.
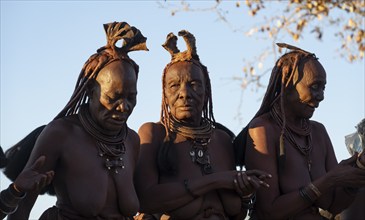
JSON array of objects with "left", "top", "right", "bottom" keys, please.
[
  {"left": 116, "top": 100, "right": 128, "bottom": 112},
  {"left": 316, "top": 90, "right": 324, "bottom": 102},
  {"left": 178, "top": 84, "right": 191, "bottom": 100}
]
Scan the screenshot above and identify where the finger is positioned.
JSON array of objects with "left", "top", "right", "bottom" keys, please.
[
  {"left": 37, "top": 176, "right": 47, "bottom": 189},
  {"left": 45, "top": 171, "right": 55, "bottom": 184},
  {"left": 233, "top": 179, "right": 244, "bottom": 197},
  {"left": 30, "top": 155, "right": 46, "bottom": 171},
  {"left": 247, "top": 176, "right": 261, "bottom": 189},
  {"left": 237, "top": 172, "right": 249, "bottom": 189},
  {"left": 240, "top": 172, "right": 251, "bottom": 189}
]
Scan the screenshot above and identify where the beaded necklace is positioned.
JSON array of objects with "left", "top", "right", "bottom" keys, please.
[
  {"left": 78, "top": 105, "right": 127, "bottom": 174},
  {"left": 270, "top": 103, "right": 313, "bottom": 172},
  {"left": 168, "top": 116, "right": 214, "bottom": 175}
]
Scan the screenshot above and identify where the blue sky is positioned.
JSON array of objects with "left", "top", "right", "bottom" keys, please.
[{"left": 1, "top": 1, "right": 364, "bottom": 219}]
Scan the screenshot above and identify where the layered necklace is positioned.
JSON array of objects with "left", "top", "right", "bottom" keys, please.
[
  {"left": 270, "top": 103, "right": 313, "bottom": 173},
  {"left": 78, "top": 105, "right": 128, "bottom": 174},
  {"left": 168, "top": 116, "right": 214, "bottom": 175}
]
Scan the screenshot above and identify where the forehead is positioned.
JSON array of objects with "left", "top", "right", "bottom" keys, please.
[
  {"left": 298, "top": 59, "right": 326, "bottom": 84},
  {"left": 165, "top": 61, "right": 205, "bottom": 81},
  {"left": 95, "top": 60, "right": 137, "bottom": 93},
  {"left": 97, "top": 60, "right": 137, "bottom": 84}
]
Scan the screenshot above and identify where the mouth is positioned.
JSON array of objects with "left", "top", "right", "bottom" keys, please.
[
  {"left": 178, "top": 105, "right": 193, "bottom": 111},
  {"left": 111, "top": 115, "right": 127, "bottom": 124}
]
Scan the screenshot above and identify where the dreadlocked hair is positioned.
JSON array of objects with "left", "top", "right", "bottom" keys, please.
[
  {"left": 233, "top": 43, "right": 318, "bottom": 168},
  {"left": 2, "top": 21, "right": 148, "bottom": 195},
  {"left": 158, "top": 30, "right": 215, "bottom": 175}
]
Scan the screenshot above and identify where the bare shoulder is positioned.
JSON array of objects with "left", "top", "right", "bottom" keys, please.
[
  {"left": 248, "top": 113, "right": 279, "bottom": 139},
  {"left": 138, "top": 122, "right": 166, "bottom": 143},
  {"left": 214, "top": 122, "right": 235, "bottom": 141},
  {"left": 41, "top": 115, "right": 81, "bottom": 138},
  {"left": 127, "top": 127, "right": 140, "bottom": 144},
  {"left": 310, "top": 120, "right": 326, "bottom": 131}
]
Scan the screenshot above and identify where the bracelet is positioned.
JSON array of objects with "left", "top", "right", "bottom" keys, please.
[
  {"left": 299, "top": 184, "right": 320, "bottom": 204},
  {"left": 0, "top": 204, "right": 18, "bottom": 215},
  {"left": 299, "top": 187, "right": 314, "bottom": 204},
  {"left": 9, "top": 184, "right": 26, "bottom": 198},
  {"left": 308, "top": 183, "right": 321, "bottom": 197},
  {"left": 184, "top": 179, "right": 198, "bottom": 198},
  {"left": 356, "top": 158, "right": 365, "bottom": 170},
  {"left": 0, "top": 184, "right": 26, "bottom": 208}
]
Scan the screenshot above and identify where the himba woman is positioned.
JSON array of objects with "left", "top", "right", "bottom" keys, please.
[
  {"left": 234, "top": 43, "right": 365, "bottom": 220},
  {"left": 134, "top": 30, "right": 271, "bottom": 220},
  {"left": 5, "top": 21, "right": 148, "bottom": 220}
]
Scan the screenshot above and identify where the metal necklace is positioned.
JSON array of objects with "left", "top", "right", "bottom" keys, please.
[
  {"left": 78, "top": 104, "right": 127, "bottom": 174},
  {"left": 168, "top": 116, "right": 214, "bottom": 175}
]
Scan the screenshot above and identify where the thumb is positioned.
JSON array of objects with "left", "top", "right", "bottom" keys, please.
[{"left": 30, "top": 155, "right": 46, "bottom": 171}]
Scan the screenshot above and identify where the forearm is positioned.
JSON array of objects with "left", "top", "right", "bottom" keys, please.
[
  {"left": 0, "top": 184, "right": 26, "bottom": 219},
  {"left": 7, "top": 190, "right": 38, "bottom": 220},
  {"left": 139, "top": 173, "right": 231, "bottom": 213},
  {"left": 325, "top": 187, "right": 358, "bottom": 215}
]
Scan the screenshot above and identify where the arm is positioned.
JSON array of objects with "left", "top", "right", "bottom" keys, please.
[
  {"left": 312, "top": 122, "right": 364, "bottom": 215},
  {"left": 1, "top": 156, "right": 54, "bottom": 220},
  {"left": 8, "top": 121, "right": 64, "bottom": 219}
]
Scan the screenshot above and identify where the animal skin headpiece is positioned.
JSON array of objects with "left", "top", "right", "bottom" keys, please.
[
  {"left": 162, "top": 30, "right": 201, "bottom": 67},
  {"left": 99, "top": 21, "right": 148, "bottom": 58}
]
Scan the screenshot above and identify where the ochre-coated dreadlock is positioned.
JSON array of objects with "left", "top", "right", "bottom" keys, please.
[
  {"left": 234, "top": 43, "right": 318, "bottom": 168},
  {"left": 55, "top": 21, "right": 148, "bottom": 119},
  {"left": 158, "top": 30, "right": 215, "bottom": 175}
]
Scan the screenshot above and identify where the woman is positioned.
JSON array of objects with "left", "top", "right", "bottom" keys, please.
[
  {"left": 135, "top": 30, "right": 270, "bottom": 220},
  {"left": 235, "top": 43, "right": 365, "bottom": 220},
  {"left": 7, "top": 21, "right": 148, "bottom": 219}
]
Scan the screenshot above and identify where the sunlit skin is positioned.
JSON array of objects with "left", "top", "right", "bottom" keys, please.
[
  {"left": 245, "top": 58, "right": 365, "bottom": 220},
  {"left": 135, "top": 61, "right": 271, "bottom": 220},
  {"left": 10, "top": 60, "right": 140, "bottom": 220},
  {"left": 164, "top": 62, "right": 205, "bottom": 126},
  {"left": 284, "top": 59, "right": 326, "bottom": 124},
  {"left": 89, "top": 61, "right": 137, "bottom": 134}
]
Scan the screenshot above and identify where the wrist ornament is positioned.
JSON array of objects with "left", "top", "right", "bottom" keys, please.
[
  {"left": 0, "top": 184, "right": 26, "bottom": 215},
  {"left": 299, "top": 183, "right": 321, "bottom": 204}
]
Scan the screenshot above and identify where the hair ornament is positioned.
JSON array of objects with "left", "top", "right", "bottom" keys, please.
[
  {"left": 276, "top": 43, "right": 316, "bottom": 58},
  {"left": 98, "top": 21, "right": 148, "bottom": 60},
  {"left": 162, "top": 30, "right": 199, "bottom": 64}
]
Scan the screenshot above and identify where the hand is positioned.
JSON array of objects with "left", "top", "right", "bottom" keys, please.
[
  {"left": 233, "top": 170, "right": 271, "bottom": 197},
  {"left": 13, "top": 155, "right": 54, "bottom": 193},
  {"left": 328, "top": 154, "right": 365, "bottom": 188}
]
